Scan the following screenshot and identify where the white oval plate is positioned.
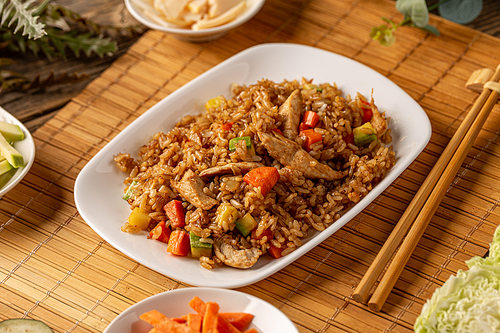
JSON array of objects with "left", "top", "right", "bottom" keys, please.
[
  {"left": 74, "top": 43, "right": 432, "bottom": 288},
  {"left": 0, "top": 106, "right": 36, "bottom": 198},
  {"left": 104, "top": 288, "right": 298, "bottom": 333}
]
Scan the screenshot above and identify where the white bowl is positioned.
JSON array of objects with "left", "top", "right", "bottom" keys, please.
[
  {"left": 103, "top": 288, "right": 299, "bottom": 333},
  {"left": 74, "top": 43, "right": 432, "bottom": 288},
  {"left": 124, "top": 0, "right": 266, "bottom": 42},
  {"left": 0, "top": 107, "right": 36, "bottom": 198}
]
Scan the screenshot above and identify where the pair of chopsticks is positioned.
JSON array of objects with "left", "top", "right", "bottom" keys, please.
[{"left": 352, "top": 65, "right": 500, "bottom": 312}]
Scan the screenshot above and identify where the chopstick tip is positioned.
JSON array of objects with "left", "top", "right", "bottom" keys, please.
[
  {"left": 352, "top": 293, "right": 366, "bottom": 303},
  {"left": 368, "top": 302, "right": 381, "bottom": 312}
]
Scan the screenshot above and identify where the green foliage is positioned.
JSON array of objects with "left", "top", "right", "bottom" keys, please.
[
  {"left": 0, "top": 0, "right": 46, "bottom": 39},
  {"left": 396, "top": 0, "right": 430, "bottom": 27},
  {"left": 371, "top": 0, "right": 442, "bottom": 46},
  {"left": 370, "top": 17, "right": 397, "bottom": 47},
  {"left": 1, "top": 2, "right": 117, "bottom": 60},
  {"left": 0, "top": 0, "right": 141, "bottom": 93}
]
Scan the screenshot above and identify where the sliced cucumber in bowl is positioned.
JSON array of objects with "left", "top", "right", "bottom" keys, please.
[{"left": 0, "top": 319, "right": 53, "bottom": 333}]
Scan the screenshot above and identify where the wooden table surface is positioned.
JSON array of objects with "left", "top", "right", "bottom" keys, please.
[{"left": 1, "top": 0, "right": 500, "bottom": 133}]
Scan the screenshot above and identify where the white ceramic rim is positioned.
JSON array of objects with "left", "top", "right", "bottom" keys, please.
[
  {"left": 124, "top": 0, "right": 266, "bottom": 37},
  {"left": 0, "top": 106, "right": 36, "bottom": 197},
  {"left": 103, "top": 287, "right": 299, "bottom": 333}
]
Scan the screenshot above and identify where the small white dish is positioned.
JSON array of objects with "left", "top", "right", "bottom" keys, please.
[
  {"left": 124, "top": 0, "right": 266, "bottom": 42},
  {"left": 74, "top": 43, "right": 432, "bottom": 288},
  {"left": 103, "top": 287, "right": 298, "bottom": 333},
  {"left": 0, "top": 106, "right": 36, "bottom": 198}
]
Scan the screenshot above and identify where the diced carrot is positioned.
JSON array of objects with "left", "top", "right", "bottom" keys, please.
[
  {"left": 243, "top": 329, "right": 258, "bottom": 333},
  {"left": 299, "top": 122, "right": 310, "bottom": 132},
  {"left": 221, "top": 122, "right": 234, "bottom": 131},
  {"left": 268, "top": 244, "right": 284, "bottom": 259},
  {"left": 167, "top": 230, "right": 190, "bottom": 256},
  {"left": 202, "top": 302, "right": 219, "bottom": 333},
  {"left": 154, "top": 317, "right": 198, "bottom": 333},
  {"left": 302, "top": 111, "right": 319, "bottom": 128},
  {"left": 140, "top": 309, "right": 167, "bottom": 325},
  {"left": 187, "top": 313, "right": 203, "bottom": 332},
  {"left": 189, "top": 296, "right": 207, "bottom": 314},
  {"left": 250, "top": 228, "right": 273, "bottom": 240},
  {"left": 172, "top": 317, "right": 187, "bottom": 323},
  {"left": 189, "top": 297, "right": 243, "bottom": 333},
  {"left": 164, "top": 200, "right": 185, "bottom": 228},
  {"left": 149, "top": 221, "right": 171, "bottom": 243},
  {"left": 219, "top": 313, "right": 254, "bottom": 331},
  {"left": 361, "top": 101, "right": 373, "bottom": 123},
  {"left": 243, "top": 167, "right": 280, "bottom": 197},
  {"left": 217, "top": 316, "right": 242, "bottom": 333},
  {"left": 300, "top": 128, "right": 322, "bottom": 152}
]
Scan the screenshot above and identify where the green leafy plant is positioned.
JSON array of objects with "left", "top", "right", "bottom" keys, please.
[
  {"left": 0, "top": 0, "right": 46, "bottom": 39},
  {"left": 371, "top": 0, "right": 440, "bottom": 46},
  {"left": 1, "top": 0, "right": 118, "bottom": 60},
  {"left": 371, "top": 0, "right": 483, "bottom": 46},
  {"left": 0, "top": 0, "right": 141, "bottom": 93}
]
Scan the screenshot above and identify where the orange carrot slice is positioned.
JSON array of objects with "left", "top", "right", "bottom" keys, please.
[
  {"left": 154, "top": 317, "right": 198, "bottom": 333},
  {"left": 189, "top": 297, "right": 243, "bottom": 333},
  {"left": 243, "top": 167, "right": 280, "bottom": 197},
  {"left": 140, "top": 309, "right": 167, "bottom": 325},
  {"left": 187, "top": 313, "right": 203, "bottom": 332},
  {"left": 202, "top": 302, "right": 219, "bottom": 333},
  {"left": 219, "top": 313, "right": 254, "bottom": 331}
]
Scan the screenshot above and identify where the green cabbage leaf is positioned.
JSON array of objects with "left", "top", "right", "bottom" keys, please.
[{"left": 415, "top": 225, "right": 500, "bottom": 333}]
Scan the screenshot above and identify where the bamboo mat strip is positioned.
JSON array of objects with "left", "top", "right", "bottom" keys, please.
[{"left": 2, "top": 0, "right": 500, "bottom": 332}]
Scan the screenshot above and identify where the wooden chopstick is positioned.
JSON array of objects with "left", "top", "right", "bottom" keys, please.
[{"left": 352, "top": 65, "right": 500, "bottom": 308}]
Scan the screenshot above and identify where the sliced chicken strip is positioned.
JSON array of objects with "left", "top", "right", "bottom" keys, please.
[
  {"left": 257, "top": 131, "right": 347, "bottom": 181},
  {"left": 369, "top": 103, "right": 388, "bottom": 139},
  {"left": 278, "top": 89, "right": 303, "bottom": 140},
  {"left": 214, "top": 234, "right": 262, "bottom": 269},
  {"left": 171, "top": 169, "right": 218, "bottom": 210},
  {"left": 199, "top": 162, "right": 264, "bottom": 178}
]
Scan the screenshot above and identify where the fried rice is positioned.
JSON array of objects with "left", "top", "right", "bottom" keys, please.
[{"left": 114, "top": 78, "right": 396, "bottom": 270}]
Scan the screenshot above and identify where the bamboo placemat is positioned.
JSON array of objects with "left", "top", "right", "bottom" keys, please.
[{"left": 2, "top": 0, "right": 500, "bottom": 332}]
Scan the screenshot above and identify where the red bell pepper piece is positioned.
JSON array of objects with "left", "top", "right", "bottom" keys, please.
[
  {"left": 344, "top": 132, "right": 354, "bottom": 146},
  {"left": 251, "top": 228, "right": 273, "bottom": 240},
  {"left": 243, "top": 167, "right": 280, "bottom": 197},
  {"left": 149, "top": 221, "right": 171, "bottom": 243},
  {"left": 271, "top": 128, "right": 283, "bottom": 135},
  {"left": 361, "top": 101, "right": 373, "bottom": 123},
  {"left": 164, "top": 200, "right": 185, "bottom": 228},
  {"left": 300, "top": 128, "right": 322, "bottom": 152},
  {"left": 302, "top": 111, "right": 319, "bottom": 128},
  {"left": 221, "top": 122, "right": 234, "bottom": 131},
  {"left": 167, "top": 230, "right": 190, "bottom": 256}
]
